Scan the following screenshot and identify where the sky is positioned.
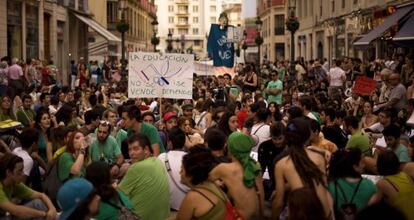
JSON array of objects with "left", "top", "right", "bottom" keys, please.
[{"left": 242, "top": 0, "right": 257, "bottom": 18}]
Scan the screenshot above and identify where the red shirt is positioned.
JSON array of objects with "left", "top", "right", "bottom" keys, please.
[{"left": 237, "top": 109, "right": 248, "bottom": 130}]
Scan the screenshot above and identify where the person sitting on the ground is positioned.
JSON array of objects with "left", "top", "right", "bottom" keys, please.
[
  {"left": 210, "top": 132, "right": 265, "bottom": 219},
  {"left": 118, "top": 133, "right": 170, "bottom": 220},
  {"left": 0, "top": 153, "right": 57, "bottom": 219},
  {"left": 204, "top": 128, "right": 229, "bottom": 163},
  {"left": 57, "top": 178, "right": 101, "bottom": 220},
  {"left": 158, "top": 126, "right": 190, "bottom": 211},
  {"left": 177, "top": 146, "right": 230, "bottom": 220}
]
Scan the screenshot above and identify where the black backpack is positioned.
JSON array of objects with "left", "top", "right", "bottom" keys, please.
[{"left": 334, "top": 179, "right": 362, "bottom": 220}]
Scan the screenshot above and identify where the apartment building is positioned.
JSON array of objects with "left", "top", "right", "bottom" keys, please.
[
  {"left": 289, "top": 0, "right": 414, "bottom": 62},
  {"left": 155, "top": 0, "right": 222, "bottom": 56},
  {"left": 257, "top": 0, "right": 286, "bottom": 62}
]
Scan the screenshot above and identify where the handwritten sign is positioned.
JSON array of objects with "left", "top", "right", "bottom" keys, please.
[
  {"left": 128, "top": 52, "right": 194, "bottom": 99},
  {"left": 353, "top": 76, "right": 377, "bottom": 96}
]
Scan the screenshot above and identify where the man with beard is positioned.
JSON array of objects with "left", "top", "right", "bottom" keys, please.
[{"left": 89, "top": 121, "right": 124, "bottom": 177}]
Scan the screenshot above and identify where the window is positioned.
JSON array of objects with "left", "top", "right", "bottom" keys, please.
[
  {"left": 210, "top": 16, "right": 216, "bottom": 23},
  {"left": 193, "top": 28, "right": 199, "bottom": 35},
  {"left": 168, "top": 28, "right": 174, "bottom": 34},
  {"left": 179, "top": 17, "right": 188, "bottom": 24},
  {"left": 194, "top": 40, "right": 202, "bottom": 46},
  {"left": 274, "top": 15, "right": 284, "bottom": 35},
  {"left": 210, "top": 6, "right": 216, "bottom": 12},
  {"left": 342, "top": 0, "right": 345, "bottom": 8},
  {"left": 193, "top": 17, "right": 199, "bottom": 23},
  {"left": 193, "top": 5, "right": 198, "bottom": 12},
  {"left": 107, "top": 1, "right": 118, "bottom": 23},
  {"left": 332, "top": 0, "right": 335, "bottom": 12},
  {"left": 168, "top": 5, "right": 174, "bottom": 12},
  {"left": 178, "top": 28, "right": 188, "bottom": 35},
  {"left": 354, "top": 0, "right": 358, "bottom": 4},
  {"left": 169, "top": 16, "right": 174, "bottom": 23},
  {"left": 178, "top": 5, "right": 188, "bottom": 13}
]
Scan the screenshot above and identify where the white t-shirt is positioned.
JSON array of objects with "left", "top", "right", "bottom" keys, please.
[
  {"left": 328, "top": 67, "right": 346, "bottom": 87},
  {"left": 158, "top": 151, "right": 190, "bottom": 210},
  {"left": 12, "top": 147, "right": 33, "bottom": 176},
  {"left": 251, "top": 123, "right": 271, "bottom": 152}
]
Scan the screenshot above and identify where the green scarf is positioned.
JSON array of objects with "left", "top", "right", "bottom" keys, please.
[{"left": 227, "top": 132, "right": 261, "bottom": 188}]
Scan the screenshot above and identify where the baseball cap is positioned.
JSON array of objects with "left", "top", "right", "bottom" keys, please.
[
  {"left": 163, "top": 112, "right": 177, "bottom": 122},
  {"left": 57, "top": 178, "right": 94, "bottom": 220}
]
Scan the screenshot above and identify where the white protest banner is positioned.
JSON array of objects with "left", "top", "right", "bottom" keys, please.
[{"left": 128, "top": 52, "right": 194, "bottom": 99}]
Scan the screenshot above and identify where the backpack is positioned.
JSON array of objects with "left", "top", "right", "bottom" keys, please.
[
  {"left": 42, "top": 159, "right": 63, "bottom": 206},
  {"left": 107, "top": 197, "right": 141, "bottom": 220},
  {"left": 334, "top": 179, "right": 362, "bottom": 220}
]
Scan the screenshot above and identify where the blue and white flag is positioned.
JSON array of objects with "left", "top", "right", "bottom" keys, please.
[{"left": 207, "top": 24, "right": 235, "bottom": 68}]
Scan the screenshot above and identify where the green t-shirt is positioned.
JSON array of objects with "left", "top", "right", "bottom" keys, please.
[
  {"left": 277, "top": 67, "right": 286, "bottom": 81},
  {"left": 393, "top": 144, "right": 411, "bottom": 163},
  {"left": 266, "top": 80, "right": 283, "bottom": 105},
  {"left": 127, "top": 123, "right": 165, "bottom": 153},
  {"left": 115, "top": 129, "right": 128, "bottom": 148},
  {"left": 0, "top": 182, "right": 34, "bottom": 215},
  {"left": 118, "top": 157, "right": 170, "bottom": 220},
  {"left": 346, "top": 131, "right": 371, "bottom": 156},
  {"left": 328, "top": 178, "right": 377, "bottom": 212},
  {"left": 58, "top": 152, "right": 86, "bottom": 182},
  {"left": 93, "top": 190, "right": 134, "bottom": 220},
  {"left": 89, "top": 136, "right": 121, "bottom": 164},
  {"left": 15, "top": 109, "right": 35, "bottom": 127}
]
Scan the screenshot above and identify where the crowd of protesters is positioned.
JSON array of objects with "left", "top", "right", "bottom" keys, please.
[{"left": 0, "top": 52, "right": 414, "bottom": 220}]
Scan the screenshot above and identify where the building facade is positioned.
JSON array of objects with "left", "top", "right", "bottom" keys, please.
[
  {"left": 257, "top": 0, "right": 286, "bottom": 62},
  {"left": 0, "top": 0, "right": 92, "bottom": 85},
  {"left": 287, "top": 0, "right": 413, "bottom": 63},
  {"left": 88, "top": 0, "right": 156, "bottom": 61},
  {"left": 155, "top": 0, "right": 222, "bottom": 56}
]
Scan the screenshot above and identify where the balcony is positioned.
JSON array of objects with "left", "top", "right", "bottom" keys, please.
[
  {"left": 176, "top": 0, "right": 189, "bottom": 5},
  {"left": 177, "top": 22, "right": 190, "bottom": 27},
  {"left": 176, "top": 10, "right": 190, "bottom": 15}
]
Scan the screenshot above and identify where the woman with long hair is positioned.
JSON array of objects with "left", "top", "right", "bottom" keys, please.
[
  {"left": 34, "top": 109, "right": 55, "bottom": 167},
  {"left": 268, "top": 102, "right": 282, "bottom": 122},
  {"left": 272, "top": 117, "right": 332, "bottom": 219},
  {"left": 85, "top": 161, "right": 134, "bottom": 220},
  {"left": 57, "top": 130, "right": 89, "bottom": 182},
  {"left": 0, "top": 96, "right": 15, "bottom": 121},
  {"left": 217, "top": 111, "right": 239, "bottom": 137},
  {"left": 177, "top": 146, "right": 228, "bottom": 220},
  {"left": 360, "top": 101, "right": 378, "bottom": 129},
  {"left": 328, "top": 149, "right": 379, "bottom": 216},
  {"left": 178, "top": 117, "right": 204, "bottom": 149}
]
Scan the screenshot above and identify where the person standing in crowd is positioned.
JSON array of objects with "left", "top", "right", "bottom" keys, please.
[
  {"left": 327, "top": 60, "right": 346, "bottom": 98},
  {"left": 242, "top": 65, "right": 258, "bottom": 94},
  {"left": 7, "top": 58, "right": 23, "bottom": 98},
  {"left": 0, "top": 61, "right": 8, "bottom": 97},
  {"left": 0, "top": 153, "right": 57, "bottom": 219},
  {"left": 118, "top": 134, "right": 170, "bottom": 220},
  {"left": 265, "top": 69, "right": 283, "bottom": 105}
]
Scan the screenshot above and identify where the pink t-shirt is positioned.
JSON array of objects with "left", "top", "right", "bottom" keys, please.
[{"left": 8, "top": 64, "right": 23, "bottom": 80}]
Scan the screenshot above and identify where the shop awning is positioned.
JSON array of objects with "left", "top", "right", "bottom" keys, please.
[
  {"left": 353, "top": 5, "right": 414, "bottom": 48},
  {"left": 74, "top": 13, "right": 121, "bottom": 43},
  {"left": 393, "top": 15, "right": 414, "bottom": 43}
]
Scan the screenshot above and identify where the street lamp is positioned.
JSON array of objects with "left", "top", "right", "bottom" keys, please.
[
  {"left": 180, "top": 34, "right": 185, "bottom": 54},
  {"left": 117, "top": 0, "right": 129, "bottom": 74},
  {"left": 242, "top": 30, "right": 248, "bottom": 62},
  {"left": 255, "top": 16, "right": 263, "bottom": 76},
  {"left": 166, "top": 30, "right": 173, "bottom": 53},
  {"left": 286, "top": 0, "right": 299, "bottom": 81},
  {"left": 151, "top": 17, "right": 159, "bottom": 52}
]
